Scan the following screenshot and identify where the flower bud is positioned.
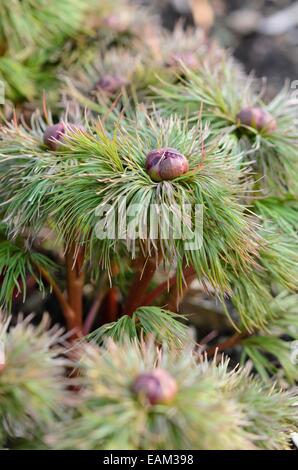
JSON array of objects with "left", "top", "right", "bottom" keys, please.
[
  {"left": 236, "top": 107, "right": 277, "bottom": 133},
  {"left": 43, "top": 123, "right": 65, "bottom": 150},
  {"left": 102, "top": 15, "right": 127, "bottom": 33},
  {"left": 96, "top": 75, "right": 127, "bottom": 94},
  {"left": 166, "top": 52, "right": 199, "bottom": 70},
  {"left": 43, "top": 123, "right": 84, "bottom": 151},
  {"left": 145, "top": 147, "right": 189, "bottom": 182},
  {"left": 132, "top": 368, "right": 177, "bottom": 405}
]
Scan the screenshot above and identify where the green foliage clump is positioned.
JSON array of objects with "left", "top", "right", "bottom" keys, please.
[
  {"left": 0, "top": 315, "right": 71, "bottom": 447},
  {"left": 0, "top": 0, "right": 297, "bottom": 452},
  {"left": 43, "top": 339, "right": 297, "bottom": 450},
  {"left": 0, "top": 0, "right": 87, "bottom": 102}
]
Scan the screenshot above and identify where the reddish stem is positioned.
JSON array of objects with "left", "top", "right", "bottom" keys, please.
[
  {"left": 14, "top": 275, "right": 37, "bottom": 300},
  {"left": 167, "top": 271, "right": 196, "bottom": 312},
  {"left": 83, "top": 287, "right": 108, "bottom": 335},
  {"left": 35, "top": 263, "right": 81, "bottom": 338},
  {"left": 206, "top": 332, "right": 249, "bottom": 357},
  {"left": 65, "top": 241, "right": 85, "bottom": 333},
  {"left": 142, "top": 266, "right": 196, "bottom": 307},
  {"left": 124, "top": 257, "right": 159, "bottom": 316},
  {"left": 105, "top": 287, "right": 119, "bottom": 323}
]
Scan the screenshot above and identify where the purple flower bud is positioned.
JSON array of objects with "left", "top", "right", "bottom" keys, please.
[
  {"left": 145, "top": 147, "right": 189, "bottom": 182},
  {"left": 102, "top": 15, "right": 127, "bottom": 33},
  {"left": 132, "top": 368, "right": 178, "bottom": 405},
  {"left": 166, "top": 52, "right": 199, "bottom": 70},
  {"left": 43, "top": 123, "right": 85, "bottom": 151},
  {"left": 96, "top": 75, "right": 127, "bottom": 94},
  {"left": 236, "top": 107, "right": 277, "bottom": 133},
  {"left": 43, "top": 123, "right": 66, "bottom": 150}
]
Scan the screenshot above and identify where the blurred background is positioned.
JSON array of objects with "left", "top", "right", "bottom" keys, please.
[{"left": 143, "top": 0, "right": 298, "bottom": 97}]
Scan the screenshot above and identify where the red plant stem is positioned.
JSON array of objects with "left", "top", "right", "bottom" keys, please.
[
  {"left": 105, "top": 287, "right": 119, "bottom": 323},
  {"left": 14, "top": 274, "right": 37, "bottom": 300},
  {"left": 167, "top": 272, "right": 197, "bottom": 312},
  {"left": 167, "top": 266, "right": 197, "bottom": 312},
  {"left": 83, "top": 260, "right": 120, "bottom": 334},
  {"left": 206, "top": 332, "right": 249, "bottom": 357},
  {"left": 35, "top": 263, "right": 81, "bottom": 337},
  {"left": 105, "top": 261, "right": 120, "bottom": 322},
  {"left": 142, "top": 266, "right": 196, "bottom": 307},
  {"left": 65, "top": 241, "right": 85, "bottom": 332},
  {"left": 124, "top": 257, "right": 159, "bottom": 316},
  {"left": 83, "top": 287, "right": 108, "bottom": 335},
  {"left": 142, "top": 275, "right": 177, "bottom": 307}
]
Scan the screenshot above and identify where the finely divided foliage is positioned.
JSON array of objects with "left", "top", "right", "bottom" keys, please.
[
  {"left": 0, "top": 0, "right": 297, "bottom": 451},
  {"left": 0, "top": 315, "right": 71, "bottom": 446},
  {"left": 44, "top": 340, "right": 297, "bottom": 450},
  {"left": 1, "top": 110, "right": 297, "bottom": 331},
  {"left": 154, "top": 66, "right": 298, "bottom": 195}
]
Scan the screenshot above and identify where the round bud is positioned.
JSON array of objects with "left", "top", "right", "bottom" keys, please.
[
  {"left": 236, "top": 107, "right": 277, "bottom": 133},
  {"left": 132, "top": 368, "right": 177, "bottom": 405},
  {"left": 145, "top": 147, "right": 189, "bottom": 182},
  {"left": 166, "top": 52, "right": 199, "bottom": 70},
  {"left": 102, "top": 15, "right": 127, "bottom": 33},
  {"left": 96, "top": 75, "right": 127, "bottom": 94},
  {"left": 43, "top": 123, "right": 66, "bottom": 150},
  {"left": 43, "top": 123, "right": 85, "bottom": 151}
]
